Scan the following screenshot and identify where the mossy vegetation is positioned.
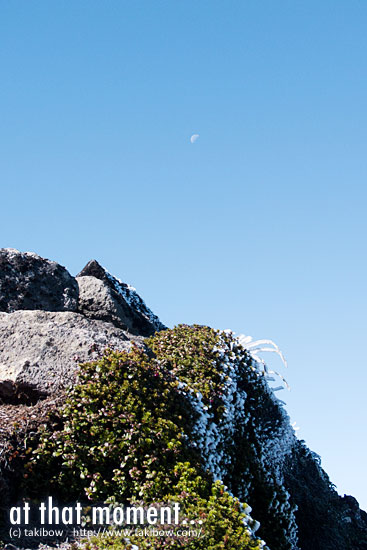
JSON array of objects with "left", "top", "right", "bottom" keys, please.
[{"left": 23, "top": 325, "right": 300, "bottom": 549}]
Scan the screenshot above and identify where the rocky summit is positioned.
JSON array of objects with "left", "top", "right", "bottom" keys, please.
[
  {"left": 76, "top": 259, "right": 166, "bottom": 336},
  {"left": 0, "top": 248, "right": 164, "bottom": 402},
  {"left": 0, "top": 249, "right": 366, "bottom": 550}
]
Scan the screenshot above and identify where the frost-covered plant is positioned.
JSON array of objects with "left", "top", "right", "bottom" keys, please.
[
  {"left": 235, "top": 333, "right": 290, "bottom": 390},
  {"left": 149, "top": 326, "right": 298, "bottom": 550},
  {"left": 25, "top": 325, "right": 298, "bottom": 550}
]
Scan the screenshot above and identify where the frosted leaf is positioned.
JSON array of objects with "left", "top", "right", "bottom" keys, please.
[{"left": 236, "top": 333, "right": 290, "bottom": 390}]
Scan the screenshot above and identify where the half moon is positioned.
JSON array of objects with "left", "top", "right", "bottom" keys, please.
[{"left": 190, "top": 134, "right": 200, "bottom": 143}]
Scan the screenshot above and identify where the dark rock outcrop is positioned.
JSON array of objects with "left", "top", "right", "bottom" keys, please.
[
  {"left": 77, "top": 260, "right": 166, "bottom": 336},
  {"left": 283, "top": 440, "right": 367, "bottom": 550},
  {"left": 0, "top": 248, "right": 79, "bottom": 313}
]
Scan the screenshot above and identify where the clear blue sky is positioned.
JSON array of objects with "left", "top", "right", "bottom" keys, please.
[{"left": 1, "top": 1, "right": 366, "bottom": 509}]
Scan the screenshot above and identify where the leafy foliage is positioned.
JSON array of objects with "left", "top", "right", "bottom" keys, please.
[
  {"left": 26, "top": 345, "right": 199, "bottom": 502},
  {"left": 24, "top": 325, "right": 301, "bottom": 549}
]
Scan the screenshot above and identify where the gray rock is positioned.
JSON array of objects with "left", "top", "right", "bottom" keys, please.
[
  {"left": 77, "top": 260, "right": 166, "bottom": 336},
  {"left": 0, "top": 248, "right": 78, "bottom": 313},
  {"left": 76, "top": 275, "right": 132, "bottom": 332},
  {"left": 0, "top": 310, "right": 140, "bottom": 398}
]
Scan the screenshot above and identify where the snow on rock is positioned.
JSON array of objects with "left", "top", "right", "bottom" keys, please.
[
  {"left": 174, "top": 328, "right": 298, "bottom": 549},
  {"left": 77, "top": 260, "right": 166, "bottom": 336}
]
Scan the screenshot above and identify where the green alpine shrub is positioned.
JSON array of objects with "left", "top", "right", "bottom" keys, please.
[{"left": 24, "top": 325, "right": 299, "bottom": 549}]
